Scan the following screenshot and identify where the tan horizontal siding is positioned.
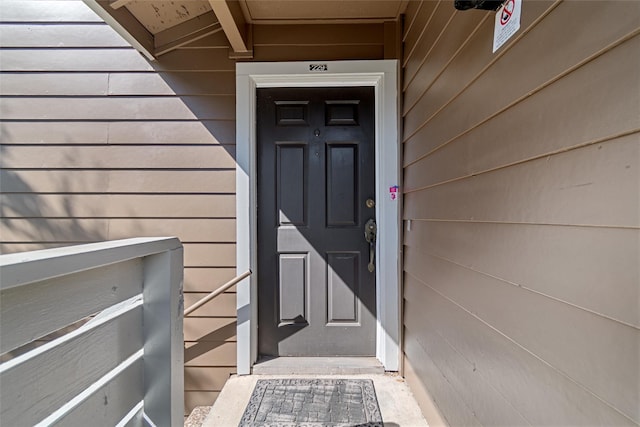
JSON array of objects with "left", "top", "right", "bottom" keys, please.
[
  {"left": 404, "top": 1, "right": 640, "bottom": 161},
  {"left": 401, "top": 0, "right": 640, "bottom": 425},
  {"left": 184, "top": 321, "right": 236, "bottom": 344},
  {"left": 404, "top": 325, "right": 517, "bottom": 427},
  {"left": 1, "top": 0, "right": 388, "bottom": 415},
  {"left": 404, "top": 275, "right": 635, "bottom": 426},
  {"left": 401, "top": 0, "right": 422, "bottom": 40},
  {"left": 183, "top": 244, "right": 235, "bottom": 268},
  {"left": 184, "top": 293, "right": 237, "bottom": 317},
  {"left": 0, "top": 73, "right": 110, "bottom": 96},
  {"left": 0, "top": 48, "right": 152, "bottom": 72},
  {"left": 0, "top": 1, "right": 104, "bottom": 22},
  {"left": 404, "top": 135, "right": 639, "bottom": 227},
  {"left": 0, "top": 219, "right": 109, "bottom": 243},
  {"left": 403, "top": 0, "right": 556, "bottom": 116},
  {"left": 405, "top": 9, "right": 488, "bottom": 98},
  {"left": 402, "top": 358, "right": 449, "bottom": 427},
  {"left": 0, "top": 47, "right": 236, "bottom": 72},
  {"left": 1, "top": 145, "right": 237, "bottom": 169},
  {"left": 1, "top": 194, "right": 236, "bottom": 218},
  {"left": 1, "top": 122, "right": 109, "bottom": 143},
  {"left": 151, "top": 48, "right": 236, "bottom": 72},
  {"left": 1, "top": 121, "right": 236, "bottom": 145},
  {"left": 1, "top": 218, "right": 236, "bottom": 243},
  {"left": 406, "top": 250, "right": 639, "bottom": 418},
  {"left": 250, "top": 22, "right": 385, "bottom": 61},
  {"left": 1, "top": 170, "right": 236, "bottom": 194},
  {"left": 254, "top": 24, "right": 384, "bottom": 46},
  {"left": 108, "top": 72, "right": 236, "bottom": 96},
  {"left": 114, "top": 219, "right": 235, "bottom": 242},
  {"left": 185, "top": 365, "right": 235, "bottom": 409},
  {"left": 0, "top": 23, "right": 130, "bottom": 47},
  {"left": 253, "top": 44, "right": 384, "bottom": 62},
  {"left": 404, "top": 38, "right": 640, "bottom": 186},
  {"left": 1, "top": 96, "right": 235, "bottom": 121},
  {"left": 0, "top": 72, "right": 236, "bottom": 96},
  {"left": 404, "top": 220, "right": 640, "bottom": 328},
  {"left": 401, "top": 1, "right": 438, "bottom": 68},
  {"left": 184, "top": 268, "right": 237, "bottom": 293},
  {"left": 108, "top": 121, "right": 236, "bottom": 145},
  {"left": 185, "top": 341, "right": 236, "bottom": 367},
  {"left": 184, "top": 367, "right": 235, "bottom": 391}
]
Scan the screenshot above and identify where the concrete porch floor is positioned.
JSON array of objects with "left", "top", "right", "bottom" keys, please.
[{"left": 200, "top": 358, "right": 428, "bottom": 427}]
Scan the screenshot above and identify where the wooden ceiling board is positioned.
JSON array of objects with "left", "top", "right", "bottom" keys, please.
[
  {"left": 91, "top": 0, "right": 407, "bottom": 59},
  {"left": 242, "top": 0, "right": 405, "bottom": 22},
  {"left": 123, "top": 0, "right": 212, "bottom": 34}
]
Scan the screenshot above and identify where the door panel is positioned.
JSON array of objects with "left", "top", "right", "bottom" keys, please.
[
  {"left": 327, "top": 143, "right": 358, "bottom": 226},
  {"left": 327, "top": 252, "right": 360, "bottom": 324},
  {"left": 278, "top": 253, "right": 308, "bottom": 325},
  {"left": 258, "top": 87, "right": 376, "bottom": 356},
  {"left": 276, "top": 143, "right": 307, "bottom": 226}
]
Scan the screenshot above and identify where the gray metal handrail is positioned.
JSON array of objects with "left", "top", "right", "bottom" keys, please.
[{"left": 183, "top": 270, "right": 251, "bottom": 316}]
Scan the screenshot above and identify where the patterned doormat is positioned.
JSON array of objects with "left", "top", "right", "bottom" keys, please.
[{"left": 239, "top": 379, "right": 383, "bottom": 427}]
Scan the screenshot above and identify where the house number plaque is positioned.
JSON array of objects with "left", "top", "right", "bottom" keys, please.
[{"left": 309, "top": 64, "right": 328, "bottom": 72}]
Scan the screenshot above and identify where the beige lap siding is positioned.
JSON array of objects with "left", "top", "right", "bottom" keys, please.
[
  {"left": 0, "top": 0, "right": 386, "bottom": 415},
  {"left": 401, "top": 1, "right": 640, "bottom": 425},
  {"left": 0, "top": 1, "right": 237, "bottom": 414}
]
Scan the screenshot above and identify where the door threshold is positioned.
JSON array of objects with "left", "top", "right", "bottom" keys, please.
[{"left": 252, "top": 357, "right": 385, "bottom": 375}]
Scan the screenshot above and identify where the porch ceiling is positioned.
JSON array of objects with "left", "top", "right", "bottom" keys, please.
[
  {"left": 84, "top": 0, "right": 407, "bottom": 60},
  {"left": 241, "top": 0, "right": 406, "bottom": 23}
]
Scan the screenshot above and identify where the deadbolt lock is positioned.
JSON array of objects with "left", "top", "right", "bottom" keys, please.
[{"left": 366, "top": 198, "right": 376, "bottom": 209}]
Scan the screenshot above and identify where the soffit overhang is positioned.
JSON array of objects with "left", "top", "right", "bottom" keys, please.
[{"left": 83, "top": 0, "right": 407, "bottom": 60}]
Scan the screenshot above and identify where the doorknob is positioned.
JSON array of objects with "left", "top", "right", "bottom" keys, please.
[{"left": 364, "top": 218, "right": 377, "bottom": 272}]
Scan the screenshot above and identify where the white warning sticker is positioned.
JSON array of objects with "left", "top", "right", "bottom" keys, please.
[{"left": 493, "top": 0, "right": 522, "bottom": 53}]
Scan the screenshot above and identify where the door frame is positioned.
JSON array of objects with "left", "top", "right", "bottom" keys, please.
[{"left": 236, "top": 60, "right": 400, "bottom": 374}]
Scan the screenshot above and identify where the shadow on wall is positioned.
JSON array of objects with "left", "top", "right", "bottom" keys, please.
[
  {"left": 184, "top": 321, "right": 237, "bottom": 363},
  {"left": 0, "top": 133, "right": 108, "bottom": 251},
  {"left": 0, "top": 22, "right": 240, "bottom": 416},
  {"left": 0, "top": 64, "right": 238, "bottom": 253},
  {"left": 1, "top": 109, "right": 237, "bottom": 411}
]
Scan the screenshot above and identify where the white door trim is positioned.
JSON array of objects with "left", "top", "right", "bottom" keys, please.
[{"left": 235, "top": 60, "right": 400, "bottom": 374}]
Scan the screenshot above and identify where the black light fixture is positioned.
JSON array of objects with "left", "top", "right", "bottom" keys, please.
[{"left": 454, "top": 0, "right": 504, "bottom": 11}]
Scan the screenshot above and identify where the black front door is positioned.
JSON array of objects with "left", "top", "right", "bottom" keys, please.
[{"left": 257, "top": 87, "right": 376, "bottom": 356}]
